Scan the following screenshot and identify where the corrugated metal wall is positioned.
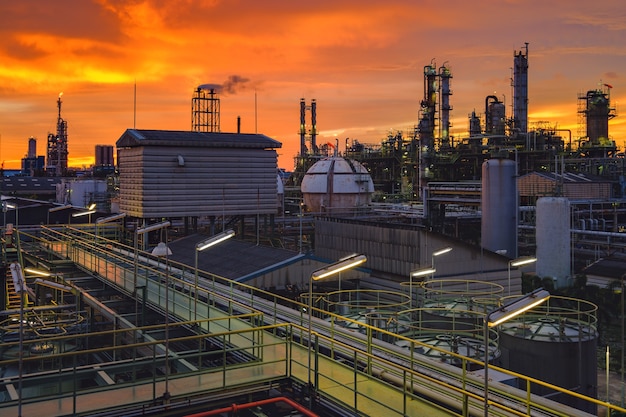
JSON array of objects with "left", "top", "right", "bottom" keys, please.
[
  {"left": 518, "top": 172, "right": 612, "bottom": 200},
  {"left": 119, "top": 146, "right": 278, "bottom": 218},
  {"left": 314, "top": 218, "right": 515, "bottom": 289}
]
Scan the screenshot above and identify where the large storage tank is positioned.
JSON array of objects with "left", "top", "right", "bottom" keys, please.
[
  {"left": 498, "top": 297, "right": 598, "bottom": 414},
  {"left": 481, "top": 157, "right": 517, "bottom": 257},
  {"left": 536, "top": 197, "right": 571, "bottom": 288},
  {"left": 301, "top": 156, "right": 374, "bottom": 213}
]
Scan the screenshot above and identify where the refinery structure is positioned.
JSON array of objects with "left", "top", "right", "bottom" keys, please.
[{"left": 1, "top": 43, "right": 626, "bottom": 417}]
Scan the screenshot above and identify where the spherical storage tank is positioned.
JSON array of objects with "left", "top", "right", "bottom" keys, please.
[
  {"left": 301, "top": 157, "right": 374, "bottom": 213},
  {"left": 481, "top": 158, "right": 517, "bottom": 257}
]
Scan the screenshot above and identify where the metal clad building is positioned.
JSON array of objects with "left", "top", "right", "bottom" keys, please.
[{"left": 116, "top": 129, "right": 281, "bottom": 218}]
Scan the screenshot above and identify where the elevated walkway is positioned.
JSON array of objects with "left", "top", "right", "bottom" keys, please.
[{"left": 1, "top": 226, "right": 622, "bottom": 416}]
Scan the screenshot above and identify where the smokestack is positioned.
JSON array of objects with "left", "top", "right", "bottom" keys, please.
[{"left": 237, "top": 116, "right": 241, "bottom": 133}]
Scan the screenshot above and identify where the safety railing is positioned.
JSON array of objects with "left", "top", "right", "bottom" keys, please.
[{"left": 11, "top": 225, "right": 626, "bottom": 417}]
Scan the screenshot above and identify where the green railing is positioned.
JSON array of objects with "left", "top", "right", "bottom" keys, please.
[{"left": 7, "top": 225, "right": 626, "bottom": 417}]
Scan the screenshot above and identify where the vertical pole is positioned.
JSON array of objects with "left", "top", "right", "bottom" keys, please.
[
  {"left": 194, "top": 249, "right": 199, "bottom": 322},
  {"left": 299, "top": 201, "right": 303, "bottom": 254},
  {"left": 409, "top": 274, "right": 413, "bottom": 309},
  {"left": 164, "top": 234, "right": 170, "bottom": 403},
  {"left": 134, "top": 231, "right": 139, "bottom": 328},
  {"left": 620, "top": 275, "right": 626, "bottom": 407},
  {"left": 431, "top": 254, "right": 435, "bottom": 280},
  {"left": 308, "top": 277, "right": 313, "bottom": 409},
  {"left": 607, "top": 346, "right": 610, "bottom": 403},
  {"left": 484, "top": 317, "right": 489, "bottom": 417},
  {"left": 18, "top": 275, "right": 24, "bottom": 417},
  {"left": 508, "top": 262, "right": 512, "bottom": 297}
]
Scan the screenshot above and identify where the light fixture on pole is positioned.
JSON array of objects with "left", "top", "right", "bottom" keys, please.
[
  {"left": 409, "top": 267, "right": 436, "bottom": 309},
  {"left": 2, "top": 201, "right": 7, "bottom": 231},
  {"left": 134, "top": 221, "right": 171, "bottom": 290},
  {"left": 6, "top": 202, "right": 18, "bottom": 228},
  {"left": 71, "top": 209, "right": 96, "bottom": 224},
  {"left": 133, "top": 220, "right": 171, "bottom": 334},
  {"left": 95, "top": 213, "right": 127, "bottom": 240},
  {"left": 299, "top": 200, "right": 304, "bottom": 254},
  {"left": 194, "top": 229, "right": 235, "bottom": 320},
  {"left": 431, "top": 246, "right": 452, "bottom": 278},
  {"left": 95, "top": 212, "right": 127, "bottom": 224},
  {"left": 507, "top": 256, "right": 537, "bottom": 296},
  {"left": 483, "top": 288, "right": 549, "bottom": 416},
  {"left": 151, "top": 236, "right": 172, "bottom": 404},
  {"left": 308, "top": 254, "right": 366, "bottom": 404},
  {"left": 47, "top": 204, "right": 73, "bottom": 225}
]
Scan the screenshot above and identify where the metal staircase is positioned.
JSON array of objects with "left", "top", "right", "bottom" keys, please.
[{"left": 3, "top": 227, "right": 28, "bottom": 310}]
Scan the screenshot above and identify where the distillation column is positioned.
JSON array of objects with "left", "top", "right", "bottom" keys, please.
[
  {"left": 46, "top": 93, "right": 69, "bottom": 176},
  {"left": 512, "top": 43, "right": 529, "bottom": 134},
  {"left": 439, "top": 64, "right": 452, "bottom": 149},
  {"left": 299, "top": 98, "right": 318, "bottom": 155}
]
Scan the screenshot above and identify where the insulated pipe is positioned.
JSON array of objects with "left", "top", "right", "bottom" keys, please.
[{"left": 183, "top": 396, "right": 319, "bottom": 417}]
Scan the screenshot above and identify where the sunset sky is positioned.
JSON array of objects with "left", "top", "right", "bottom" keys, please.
[{"left": 0, "top": 0, "right": 625, "bottom": 170}]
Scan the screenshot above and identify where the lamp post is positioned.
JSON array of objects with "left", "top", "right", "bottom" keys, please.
[
  {"left": 134, "top": 221, "right": 171, "bottom": 291},
  {"left": 431, "top": 246, "right": 452, "bottom": 278},
  {"left": 299, "top": 200, "right": 304, "bottom": 254},
  {"left": 507, "top": 256, "right": 537, "bottom": 296},
  {"left": 620, "top": 273, "right": 626, "bottom": 407},
  {"left": 2, "top": 201, "right": 7, "bottom": 231},
  {"left": 6, "top": 202, "right": 18, "bottom": 228},
  {"left": 483, "top": 288, "right": 549, "bottom": 416},
  {"left": 308, "top": 254, "right": 366, "bottom": 403},
  {"left": 194, "top": 229, "right": 235, "bottom": 320},
  {"left": 71, "top": 209, "right": 96, "bottom": 224},
  {"left": 152, "top": 238, "right": 172, "bottom": 403},
  {"left": 409, "top": 266, "right": 436, "bottom": 309},
  {"left": 47, "top": 204, "right": 73, "bottom": 225},
  {"left": 95, "top": 213, "right": 127, "bottom": 241}
]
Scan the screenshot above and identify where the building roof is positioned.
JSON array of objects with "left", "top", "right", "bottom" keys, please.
[
  {"left": 116, "top": 129, "right": 282, "bottom": 149},
  {"left": 167, "top": 234, "right": 299, "bottom": 281},
  {"left": 519, "top": 171, "right": 612, "bottom": 183},
  {"left": 1, "top": 176, "right": 60, "bottom": 196},
  {"left": 582, "top": 257, "right": 626, "bottom": 280}
]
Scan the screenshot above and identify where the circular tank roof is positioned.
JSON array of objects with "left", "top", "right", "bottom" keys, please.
[
  {"left": 301, "top": 156, "right": 373, "bottom": 194},
  {"left": 300, "top": 156, "right": 374, "bottom": 212}
]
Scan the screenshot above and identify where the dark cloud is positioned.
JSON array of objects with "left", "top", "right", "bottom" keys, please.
[{"left": 2, "top": 37, "right": 48, "bottom": 61}]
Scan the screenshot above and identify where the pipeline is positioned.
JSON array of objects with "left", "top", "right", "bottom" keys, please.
[{"left": 183, "top": 396, "right": 319, "bottom": 417}]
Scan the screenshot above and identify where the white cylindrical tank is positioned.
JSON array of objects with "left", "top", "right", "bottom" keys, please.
[
  {"left": 301, "top": 157, "right": 374, "bottom": 213},
  {"left": 536, "top": 197, "right": 571, "bottom": 288},
  {"left": 481, "top": 158, "right": 517, "bottom": 257}
]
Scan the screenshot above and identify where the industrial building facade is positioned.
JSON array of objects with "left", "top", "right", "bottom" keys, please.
[{"left": 116, "top": 129, "right": 281, "bottom": 219}]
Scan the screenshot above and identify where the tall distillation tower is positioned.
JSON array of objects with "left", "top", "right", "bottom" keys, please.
[
  {"left": 46, "top": 93, "right": 69, "bottom": 176},
  {"left": 192, "top": 84, "right": 221, "bottom": 132},
  {"left": 512, "top": 42, "right": 529, "bottom": 134},
  {"left": 417, "top": 62, "right": 453, "bottom": 194},
  {"left": 577, "top": 84, "right": 617, "bottom": 158},
  {"left": 299, "top": 98, "right": 318, "bottom": 155}
]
